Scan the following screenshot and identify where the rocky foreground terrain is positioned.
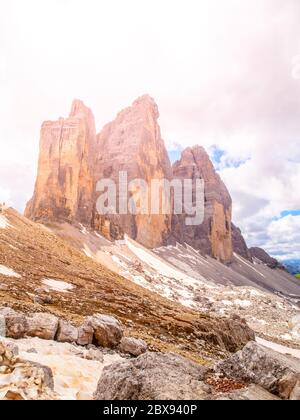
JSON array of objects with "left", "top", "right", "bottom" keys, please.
[
  {"left": 0, "top": 208, "right": 299, "bottom": 400},
  {"left": 1, "top": 96, "right": 300, "bottom": 400}
]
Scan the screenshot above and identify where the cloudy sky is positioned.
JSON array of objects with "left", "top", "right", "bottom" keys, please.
[{"left": 1, "top": 0, "right": 300, "bottom": 260}]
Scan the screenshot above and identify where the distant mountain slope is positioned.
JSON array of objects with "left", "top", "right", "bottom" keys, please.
[
  {"left": 48, "top": 220, "right": 300, "bottom": 348},
  {"left": 283, "top": 259, "right": 300, "bottom": 276}
]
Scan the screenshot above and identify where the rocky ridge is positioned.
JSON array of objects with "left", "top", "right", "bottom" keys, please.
[{"left": 25, "top": 96, "right": 254, "bottom": 263}]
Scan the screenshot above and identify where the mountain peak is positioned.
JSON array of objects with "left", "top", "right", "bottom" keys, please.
[{"left": 69, "top": 99, "right": 92, "bottom": 118}]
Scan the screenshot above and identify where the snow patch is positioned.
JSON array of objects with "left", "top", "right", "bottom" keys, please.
[
  {"left": 83, "top": 245, "right": 94, "bottom": 259},
  {"left": 0, "top": 215, "right": 10, "bottom": 229},
  {"left": 42, "top": 279, "right": 75, "bottom": 293},
  {"left": 0, "top": 265, "right": 21, "bottom": 278},
  {"left": 256, "top": 337, "right": 300, "bottom": 359},
  {"left": 2, "top": 337, "right": 123, "bottom": 400},
  {"left": 234, "top": 299, "right": 252, "bottom": 308}
]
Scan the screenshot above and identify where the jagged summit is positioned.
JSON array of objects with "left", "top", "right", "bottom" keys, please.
[{"left": 25, "top": 96, "right": 252, "bottom": 262}]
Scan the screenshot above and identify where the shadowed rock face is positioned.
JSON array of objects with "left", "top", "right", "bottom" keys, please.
[
  {"left": 232, "top": 224, "right": 252, "bottom": 261},
  {"left": 170, "top": 146, "right": 233, "bottom": 263},
  {"left": 25, "top": 100, "right": 97, "bottom": 225},
  {"left": 93, "top": 95, "right": 173, "bottom": 248}
]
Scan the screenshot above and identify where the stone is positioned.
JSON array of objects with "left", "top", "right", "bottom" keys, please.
[
  {"left": 87, "top": 314, "right": 123, "bottom": 348},
  {"left": 119, "top": 337, "right": 148, "bottom": 357},
  {"left": 212, "top": 385, "right": 280, "bottom": 400},
  {"left": 0, "top": 341, "right": 57, "bottom": 400},
  {"left": 25, "top": 100, "right": 97, "bottom": 226},
  {"left": 215, "top": 341, "right": 300, "bottom": 400},
  {"left": 170, "top": 146, "right": 233, "bottom": 263},
  {"left": 232, "top": 224, "right": 252, "bottom": 261},
  {"left": 56, "top": 320, "right": 78, "bottom": 343},
  {"left": 77, "top": 322, "right": 94, "bottom": 346},
  {"left": 94, "top": 352, "right": 210, "bottom": 400},
  {"left": 26, "top": 313, "right": 59, "bottom": 341},
  {"left": 0, "top": 308, "right": 28, "bottom": 339}
]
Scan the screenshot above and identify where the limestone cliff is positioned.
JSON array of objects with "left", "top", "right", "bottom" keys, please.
[
  {"left": 232, "top": 224, "right": 252, "bottom": 261},
  {"left": 26, "top": 97, "right": 241, "bottom": 261},
  {"left": 170, "top": 146, "right": 233, "bottom": 262},
  {"left": 25, "top": 100, "right": 96, "bottom": 225},
  {"left": 93, "top": 95, "right": 173, "bottom": 248}
]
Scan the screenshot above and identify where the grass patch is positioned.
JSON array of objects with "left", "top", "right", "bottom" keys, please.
[{"left": 295, "top": 274, "right": 300, "bottom": 279}]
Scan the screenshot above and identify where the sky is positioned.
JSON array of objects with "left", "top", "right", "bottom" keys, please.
[{"left": 1, "top": 0, "right": 300, "bottom": 260}]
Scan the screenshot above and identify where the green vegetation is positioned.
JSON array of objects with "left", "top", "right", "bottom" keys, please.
[{"left": 295, "top": 274, "right": 300, "bottom": 279}]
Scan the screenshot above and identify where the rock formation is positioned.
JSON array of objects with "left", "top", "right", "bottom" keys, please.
[
  {"left": 94, "top": 352, "right": 210, "bottom": 400},
  {"left": 93, "top": 95, "right": 173, "bottom": 248},
  {"left": 232, "top": 224, "right": 252, "bottom": 261},
  {"left": 216, "top": 341, "right": 300, "bottom": 400},
  {"left": 170, "top": 146, "right": 233, "bottom": 262},
  {"left": 249, "top": 247, "right": 285, "bottom": 270},
  {"left": 25, "top": 100, "right": 96, "bottom": 225},
  {"left": 25, "top": 96, "right": 252, "bottom": 262}
]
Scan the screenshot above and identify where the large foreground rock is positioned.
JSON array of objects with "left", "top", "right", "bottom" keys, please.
[
  {"left": 0, "top": 341, "right": 57, "bottom": 400},
  {"left": 87, "top": 314, "right": 123, "bottom": 348},
  {"left": 0, "top": 308, "right": 28, "bottom": 339},
  {"left": 94, "top": 352, "right": 210, "bottom": 400},
  {"left": 56, "top": 320, "right": 78, "bottom": 343},
  {"left": 216, "top": 341, "right": 300, "bottom": 400},
  {"left": 119, "top": 337, "right": 148, "bottom": 357}
]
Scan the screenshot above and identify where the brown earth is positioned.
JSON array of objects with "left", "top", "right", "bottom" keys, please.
[{"left": 0, "top": 209, "right": 254, "bottom": 364}]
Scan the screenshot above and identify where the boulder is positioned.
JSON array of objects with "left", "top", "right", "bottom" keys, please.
[
  {"left": 87, "top": 314, "right": 123, "bottom": 348},
  {"left": 94, "top": 352, "right": 210, "bottom": 400},
  {"left": 56, "top": 320, "right": 78, "bottom": 343},
  {"left": 77, "top": 323, "right": 94, "bottom": 346},
  {"left": 0, "top": 308, "right": 28, "bottom": 339},
  {"left": 85, "top": 348, "right": 104, "bottom": 363},
  {"left": 26, "top": 313, "right": 59, "bottom": 341},
  {"left": 215, "top": 341, "right": 300, "bottom": 400},
  {"left": 0, "top": 341, "right": 57, "bottom": 400},
  {"left": 94, "top": 95, "right": 173, "bottom": 248},
  {"left": 119, "top": 337, "right": 148, "bottom": 357}
]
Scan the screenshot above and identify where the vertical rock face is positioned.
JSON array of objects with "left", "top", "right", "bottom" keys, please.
[
  {"left": 25, "top": 100, "right": 96, "bottom": 225},
  {"left": 26, "top": 96, "right": 241, "bottom": 261},
  {"left": 232, "top": 224, "right": 252, "bottom": 261},
  {"left": 170, "top": 146, "right": 233, "bottom": 262},
  {"left": 93, "top": 95, "right": 173, "bottom": 248}
]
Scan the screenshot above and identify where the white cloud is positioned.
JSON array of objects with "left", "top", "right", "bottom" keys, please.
[{"left": 265, "top": 215, "right": 300, "bottom": 260}]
